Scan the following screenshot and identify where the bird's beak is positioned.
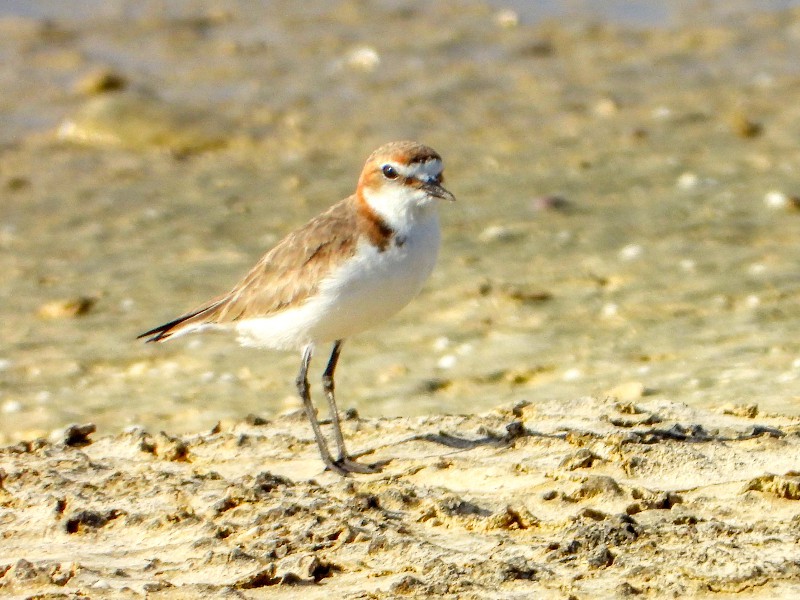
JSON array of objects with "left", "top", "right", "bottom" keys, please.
[{"left": 422, "top": 181, "right": 456, "bottom": 202}]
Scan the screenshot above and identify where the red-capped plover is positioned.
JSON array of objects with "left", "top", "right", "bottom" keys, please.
[{"left": 139, "top": 141, "right": 455, "bottom": 474}]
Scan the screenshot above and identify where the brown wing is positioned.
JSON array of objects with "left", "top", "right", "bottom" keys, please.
[{"left": 139, "top": 196, "right": 360, "bottom": 342}]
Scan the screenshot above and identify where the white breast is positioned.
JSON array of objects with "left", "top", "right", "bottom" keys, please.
[{"left": 235, "top": 211, "right": 440, "bottom": 350}]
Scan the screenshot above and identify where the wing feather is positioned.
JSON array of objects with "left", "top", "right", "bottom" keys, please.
[{"left": 138, "top": 197, "right": 360, "bottom": 342}]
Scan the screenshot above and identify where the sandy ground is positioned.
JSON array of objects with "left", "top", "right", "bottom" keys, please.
[
  {"left": 2, "top": 5, "right": 800, "bottom": 597},
  {"left": 2, "top": 396, "right": 799, "bottom": 599}
]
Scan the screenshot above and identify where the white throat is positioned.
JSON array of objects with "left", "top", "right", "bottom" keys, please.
[{"left": 362, "top": 185, "right": 439, "bottom": 233}]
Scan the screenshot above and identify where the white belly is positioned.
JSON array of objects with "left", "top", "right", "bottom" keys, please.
[{"left": 235, "top": 213, "right": 440, "bottom": 349}]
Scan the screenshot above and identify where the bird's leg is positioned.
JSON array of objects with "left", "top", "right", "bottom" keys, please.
[
  {"left": 296, "top": 343, "right": 347, "bottom": 476},
  {"left": 322, "top": 340, "right": 346, "bottom": 459},
  {"left": 322, "top": 340, "right": 379, "bottom": 474}
]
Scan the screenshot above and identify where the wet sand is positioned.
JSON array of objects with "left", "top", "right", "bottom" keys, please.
[
  {"left": 2, "top": 398, "right": 800, "bottom": 598},
  {"left": 3, "top": 1, "right": 800, "bottom": 440}
]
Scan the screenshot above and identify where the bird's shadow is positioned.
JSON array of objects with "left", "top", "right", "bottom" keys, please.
[
  {"left": 348, "top": 419, "right": 786, "bottom": 470},
  {"left": 355, "top": 421, "right": 557, "bottom": 461},
  {"left": 407, "top": 430, "right": 513, "bottom": 450}
]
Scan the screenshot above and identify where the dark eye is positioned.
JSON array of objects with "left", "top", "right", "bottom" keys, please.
[{"left": 381, "top": 164, "right": 399, "bottom": 180}]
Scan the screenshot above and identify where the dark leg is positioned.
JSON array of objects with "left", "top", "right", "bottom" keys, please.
[
  {"left": 296, "top": 344, "right": 348, "bottom": 476},
  {"left": 322, "top": 340, "right": 346, "bottom": 459},
  {"left": 322, "top": 340, "right": 379, "bottom": 474}
]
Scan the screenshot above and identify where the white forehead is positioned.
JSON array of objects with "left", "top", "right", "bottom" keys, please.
[{"left": 393, "top": 158, "right": 443, "bottom": 182}]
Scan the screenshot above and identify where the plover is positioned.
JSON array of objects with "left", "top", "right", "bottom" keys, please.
[{"left": 139, "top": 141, "right": 455, "bottom": 475}]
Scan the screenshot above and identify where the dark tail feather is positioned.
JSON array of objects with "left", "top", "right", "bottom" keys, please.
[{"left": 137, "top": 303, "right": 220, "bottom": 343}]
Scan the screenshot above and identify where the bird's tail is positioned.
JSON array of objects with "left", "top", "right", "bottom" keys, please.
[{"left": 137, "top": 301, "right": 222, "bottom": 343}]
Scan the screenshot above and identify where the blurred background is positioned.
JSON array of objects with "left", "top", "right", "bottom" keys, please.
[{"left": 2, "top": 0, "right": 800, "bottom": 443}]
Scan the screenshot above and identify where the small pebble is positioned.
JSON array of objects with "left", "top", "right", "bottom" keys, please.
[
  {"left": 37, "top": 297, "right": 96, "bottom": 319},
  {"left": 2, "top": 400, "right": 22, "bottom": 414},
  {"left": 478, "top": 224, "right": 520, "bottom": 243},
  {"left": 676, "top": 172, "right": 699, "bottom": 190},
  {"left": 62, "top": 423, "right": 96, "bottom": 447},
  {"left": 729, "top": 111, "right": 762, "bottom": 138},
  {"left": 494, "top": 9, "right": 519, "bottom": 28},
  {"left": 594, "top": 97, "right": 619, "bottom": 117},
  {"left": 743, "top": 294, "right": 760, "bottom": 308},
  {"left": 418, "top": 378, "right": 451, "bottom": 393},
  {"left": 433, "top": 336, "right": 450, "bottom": 351},
  {"left": 437, "top": 354, "right": 457, "bottom": 370},
  {"left": 345, "top": 46, "right": 380, "bottom": 71},
  {"left": 530, "top": 195, "right": 571, "bottom": 213},
  {"left": 652, "top": 106, "right": 672, "bottom": 119},
  {"left": 763, "top": 190, "right": 789, "bottom": 209},
  {"left": 500, "top": 284, "right": 552, "bottom": 303},
  {"left": 74, "top": 68, "right": 128, "bottom": 95},
  {"left": 618, "top": 244, "right": 643, "bottom": 261},
  {"left": 600, "top": 303, "right": 619, "bottom": 318}
]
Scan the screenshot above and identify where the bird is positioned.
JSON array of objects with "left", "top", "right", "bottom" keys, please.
[{"left": 138, "top": 141, "right": 455, "bottom": 475}]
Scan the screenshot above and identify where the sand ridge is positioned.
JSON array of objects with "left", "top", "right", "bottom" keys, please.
[{"left": 2, "top": 397, "right": 799, "bottom": 598}]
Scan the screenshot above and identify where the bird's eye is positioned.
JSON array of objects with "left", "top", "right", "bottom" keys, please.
[{"left": 381, "top": 164, "right": 399, "bottom": 180}]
